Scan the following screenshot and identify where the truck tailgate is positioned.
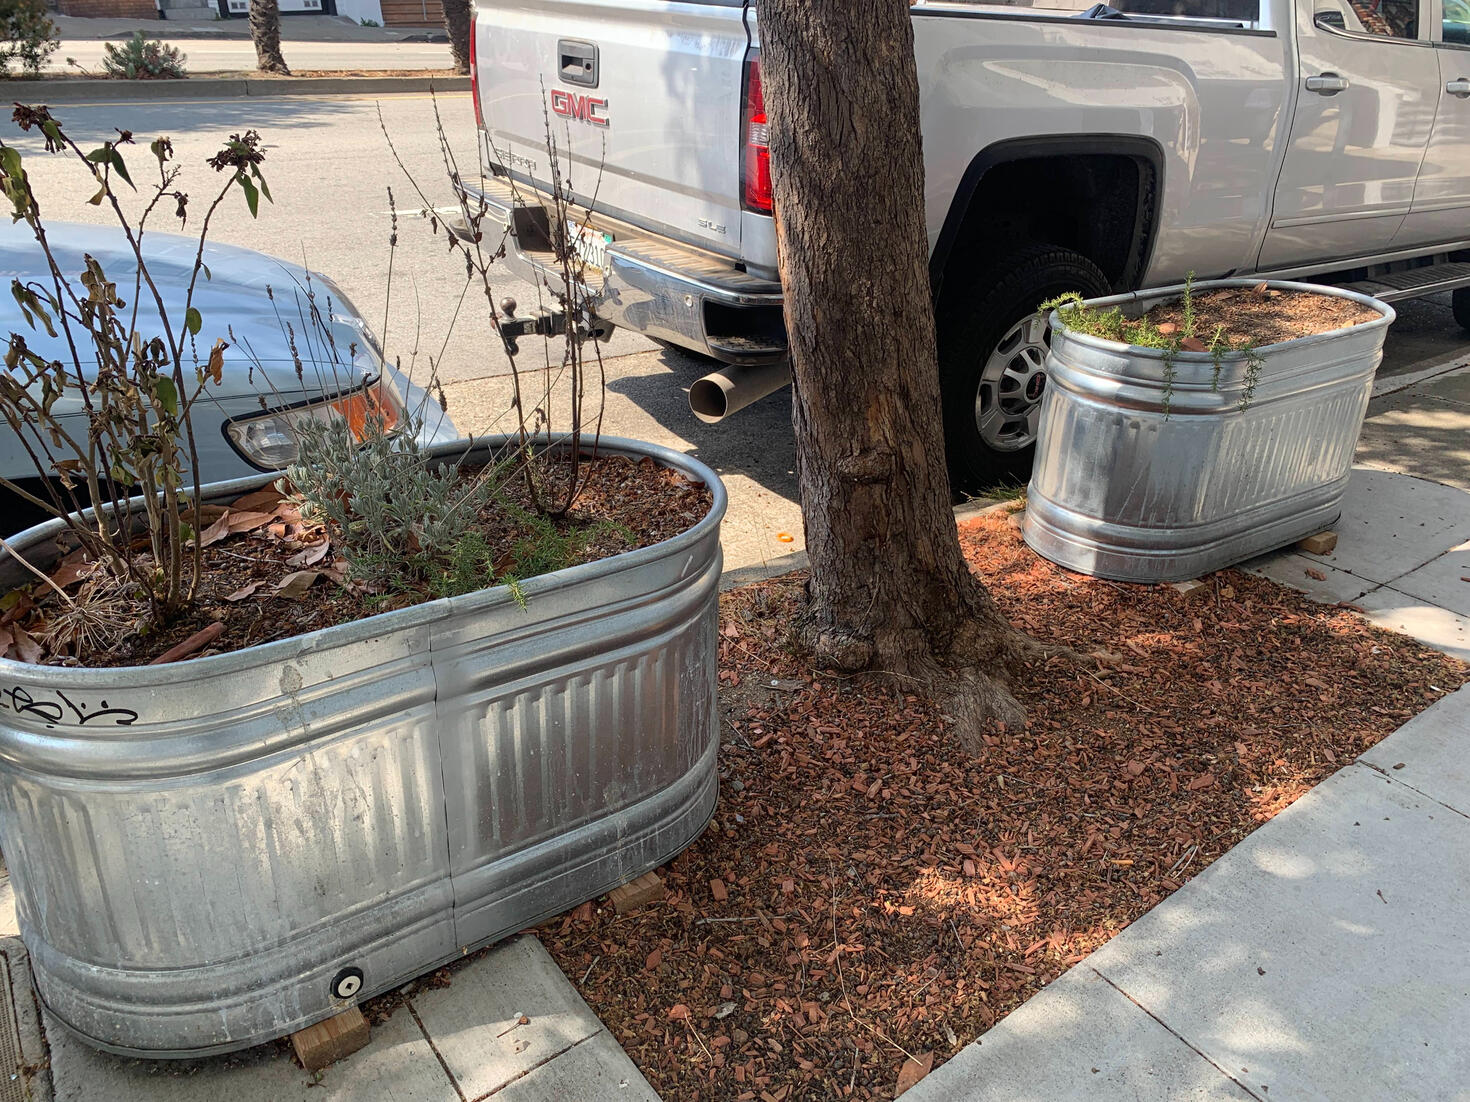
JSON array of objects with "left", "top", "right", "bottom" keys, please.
[{"left": 474, "top": 0, "right": 749, "bottom": 261}]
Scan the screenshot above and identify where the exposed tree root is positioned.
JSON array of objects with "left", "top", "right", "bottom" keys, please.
[{"left": 799, "top": 586, "right": 1118, "bottom": 752}]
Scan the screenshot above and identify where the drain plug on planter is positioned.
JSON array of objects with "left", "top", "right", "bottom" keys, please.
[{"left": 331, "top": 967, "right": 364, "bottom": 1000}]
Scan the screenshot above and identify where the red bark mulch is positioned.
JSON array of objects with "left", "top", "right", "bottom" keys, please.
[{"left": 538, "top": 509, "right": 1467, "bottom": 1101}]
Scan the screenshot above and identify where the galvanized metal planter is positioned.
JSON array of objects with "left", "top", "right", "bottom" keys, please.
[
  {"left": 0, "top": 435, "right": 724, "bottom": 1058},
  {"left": 1023, "top": 280, "right": 1393, "bottom": 582}
]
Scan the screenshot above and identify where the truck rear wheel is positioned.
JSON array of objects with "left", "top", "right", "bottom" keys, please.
[
  {"left": 1453, "top": 287, "right": 1470, "bottom": 331},
  {"left": 937, "top": 243, "right": 1110, "bottom": 494}
]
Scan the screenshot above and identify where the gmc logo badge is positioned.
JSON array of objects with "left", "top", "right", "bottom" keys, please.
[{"left": 550, "top": 89, "right": 610, "bottom": 128}]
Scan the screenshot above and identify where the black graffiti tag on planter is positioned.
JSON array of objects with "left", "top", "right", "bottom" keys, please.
[{"left": 0, "top": 686, "right": 139, "bottom": 727}]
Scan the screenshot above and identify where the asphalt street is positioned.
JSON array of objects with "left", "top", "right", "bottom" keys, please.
[{"left": 3, "top": 90, "right": 1467, "bottom": 576}]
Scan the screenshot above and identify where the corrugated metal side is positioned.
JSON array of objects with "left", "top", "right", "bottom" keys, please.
[
  {"left": 1024, "top": 281, "right": 1392, "bottom": 582},
  {"left": 0, "top": 436, "right": 724, "bottom": 1058},
  {"left": 439, "top": 538, "right": 721, "bottom": 948}
]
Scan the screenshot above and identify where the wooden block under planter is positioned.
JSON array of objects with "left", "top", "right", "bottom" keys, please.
[
  {"left": 291, "top": 1007, "right": 370, "bottom": 1073},
  {"left": 608, "top": 871, "right": 665, "bottom": 914},
  {"left": 1297, "top": 530, "right": 1338, "bottom": 555},
  {"left": 1169, "top": 578, "right": 1210, "bottom": 599}
]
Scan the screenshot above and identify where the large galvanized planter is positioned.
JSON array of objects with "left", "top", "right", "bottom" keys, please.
[
  {"left": 0, "top": 435, "right": 724, "bottom": 1058},
  {"left": 1023, "top": 279, "right": 1393, "bottom": 582}
]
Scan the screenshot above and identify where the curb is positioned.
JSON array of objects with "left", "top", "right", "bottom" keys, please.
[{"left": 7, "top": 73, "right": 469, "bottom": 102}]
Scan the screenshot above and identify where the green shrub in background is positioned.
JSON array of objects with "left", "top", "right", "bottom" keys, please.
[
  {"left": 0, "top": 0, "right": 58, "bottom": 78},
  {"left": 101, "top": 31, "right": 187, "bottom": 80}
]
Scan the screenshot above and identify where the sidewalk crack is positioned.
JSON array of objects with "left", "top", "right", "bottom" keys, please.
[
  {"left": 408, "top": 1000, "right": 468, "bottom": 1102},
  {"left": 1359, "top": 761, "right": 1470, "bottom": 822},
  {"left": 470, "top": 1029, "right": 606, "bottom": 1101},
  {"left": 1090, "top": 968, "right": 1267, "bottom": 1102}
]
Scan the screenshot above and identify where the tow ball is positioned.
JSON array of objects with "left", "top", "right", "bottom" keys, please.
[{"left": 497, "top": 297, "right": 613, "bottom": 355}]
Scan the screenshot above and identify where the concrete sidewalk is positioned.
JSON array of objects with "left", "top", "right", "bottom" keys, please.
[
  {"left": 48, "top": 13, "right": 443, "bottom": 42},
  {"left": 3, "top": 933, "right": 658, "bottom": 1102},
  {"left": 39, "top": 12, "right": 453, "bottom": 76},
  {"left": 1247, "top": 467, "right": 1469, "bottom": 661},
  {"left": 1247, "top": 364, "right": 1470, "bottom": 662},
  {"left": 49, "top": 13, "right": 445, "bottom": 42}
]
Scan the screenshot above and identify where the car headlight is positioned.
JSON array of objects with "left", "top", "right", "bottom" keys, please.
[{"left": 224, "top": 378, "right": 403, "bottom": 470}]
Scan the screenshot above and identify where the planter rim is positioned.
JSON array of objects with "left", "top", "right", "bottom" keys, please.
[
  {"left": 1046, "top": 278, "right": 1396, "bottom": 361},
  {"left": 0, "top": 432, "right": 726, "bottom": 686}
]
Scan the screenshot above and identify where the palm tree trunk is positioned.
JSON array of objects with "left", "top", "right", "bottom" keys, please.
[
  {"left": 442, "top": 0, "right": 471, "bottom": 74},
  {"left": 249, "top": 0, "right": 290, "bottom": 75}
]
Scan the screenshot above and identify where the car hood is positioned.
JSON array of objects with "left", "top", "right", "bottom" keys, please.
[{"left": 0, "top": 220, "right": 380, "bottom": 402}]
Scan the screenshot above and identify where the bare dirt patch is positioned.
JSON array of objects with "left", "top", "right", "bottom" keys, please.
[
  {"left": 1147, "top": 286, "right": 1382, "bottom": 347},
  {"left": 539, "top": 511, "right": 1466, "bottom": 1101}
]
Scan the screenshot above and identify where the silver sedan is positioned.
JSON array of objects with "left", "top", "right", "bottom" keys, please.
[{"left": 0, "top": 221, "right": 458, "bottom": 531}]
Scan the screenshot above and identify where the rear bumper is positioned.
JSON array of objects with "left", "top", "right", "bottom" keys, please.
[{"left": 458, "top": 175, "right": 787, "bottom": 366}]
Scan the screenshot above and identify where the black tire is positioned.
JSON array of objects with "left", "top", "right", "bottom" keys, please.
[
  {"left": 1452, "top": 287, "right": 1470, "bottom": 331},
  {"left": 937, "top": 243, "right": 1111, "bottom": 494}
]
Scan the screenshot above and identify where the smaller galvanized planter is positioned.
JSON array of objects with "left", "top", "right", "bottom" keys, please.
[
  {"left": 0, "top": 435, "right": 724, "bottom": 1058},
  {"left": 1023, "top": 279, "right": 1393, "bottom": 582}
]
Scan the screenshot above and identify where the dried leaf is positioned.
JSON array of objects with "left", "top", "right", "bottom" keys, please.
[
  {"left": 206, "top": 339, "right": 227, "bottom": 385},
  {"left": 224, "top": 510, "right": 274, "bottom": 534},
  {"left": 11, "top": 626, "right": 41, "bottom": 664},
  {"left": 48, "top": 560, "right": 94, "bottom": 589},
  {"left": 230, "top": 488, "right": 285, "bottom": 514},
  {"left": 198, "top": 511, "right": 234, "bottom": 548},
  {"left": 274, "top": 570, "right": 319, "bottom": 599},
  {"left": 286, "top": 541, "right": 330, "bottom": 568},
  {"left": 225, "top": 581, "right": 262, "bottom": 602},
  {"left": 896, "top": 1053, "right": 934, "bottom": 1095}
]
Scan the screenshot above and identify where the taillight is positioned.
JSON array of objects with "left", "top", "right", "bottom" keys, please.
[
  {"left": 469, "top": 25, "right": 483, "bottom": 129},
  {"left": 742, "top": 50, "right": 772, "bottom": 214}
]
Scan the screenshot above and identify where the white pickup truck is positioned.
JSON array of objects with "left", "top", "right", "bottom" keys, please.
[{"left": 467, "top": 0, "right": 1470, "bottom": 490}]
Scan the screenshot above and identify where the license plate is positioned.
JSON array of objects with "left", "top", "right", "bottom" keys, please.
[{"left": 565, "top": 219, "right": 613, "bottom": 274}]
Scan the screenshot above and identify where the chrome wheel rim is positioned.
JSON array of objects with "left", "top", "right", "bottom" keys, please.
[{"left": 975, "top": 311, "right": 1050, "bottom": 452}]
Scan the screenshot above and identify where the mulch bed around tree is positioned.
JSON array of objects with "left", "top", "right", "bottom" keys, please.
[{"left": 539, "top": 509, "right": 1468, "bottom": 1101}]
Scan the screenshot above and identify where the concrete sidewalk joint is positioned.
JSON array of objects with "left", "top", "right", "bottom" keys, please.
[{"left": 1246, "top": 465, "right": 1470, "bottom": 660}]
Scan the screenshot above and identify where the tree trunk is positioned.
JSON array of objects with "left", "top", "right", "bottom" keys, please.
[
  {"left": 760, "top": 0, "right": 1025, "bottom": 733},
  {"left": 249, "top": 0, "right": 290, "bottom": 76},
  {"left": 442, "top": 0, "right": 471, "bottom": 74}
]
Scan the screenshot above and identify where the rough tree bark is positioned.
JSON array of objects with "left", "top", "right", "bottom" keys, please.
[
  {"left": 442, "top": 0, "right": 471, "bottom": 74},
  {"left": 760, "top": 0, "right": 1026, "bottom": 732},
  {"left": 249, "top": 0, "right": 290, "bottom": 75}
]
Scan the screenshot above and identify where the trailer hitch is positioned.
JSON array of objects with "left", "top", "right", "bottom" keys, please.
[{"left": 497, "top": 297, "right": 613, "bottom": 356}]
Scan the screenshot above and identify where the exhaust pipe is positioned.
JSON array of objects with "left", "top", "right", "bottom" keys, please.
[{"left": 688, "top": 361, "right": 792, "bottom": 424}]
